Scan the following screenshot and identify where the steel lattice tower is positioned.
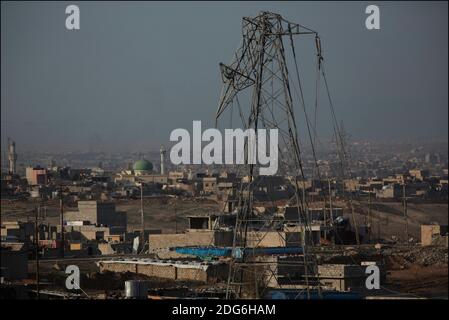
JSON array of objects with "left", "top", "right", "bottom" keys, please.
[{"left": 215, "top": 11, "right": 325, "bottom": 299}]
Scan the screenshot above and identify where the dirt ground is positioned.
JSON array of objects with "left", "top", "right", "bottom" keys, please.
[
  {"left": 329, "top": 200, "right": 448, "bottom": 242},
  {"left": 0, "top": 197, "right": 220, "bottom": 233},
  {"left": 386, "top": 265, "right": 448, "bottom": 298},
  {"left": 381, "top": 245, "right": 448, "bottom": 298},
  {"left": 116, "top": 197, "right": 219, "bottom": 233}
]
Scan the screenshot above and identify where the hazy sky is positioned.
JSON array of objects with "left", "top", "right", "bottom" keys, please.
[{"left": 1, "top": 1, "right": 448, "bottom": 152}]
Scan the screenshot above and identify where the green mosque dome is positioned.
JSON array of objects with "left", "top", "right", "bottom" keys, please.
[{"left": 133, "top": 159, "right": 153, "bottom": 172}]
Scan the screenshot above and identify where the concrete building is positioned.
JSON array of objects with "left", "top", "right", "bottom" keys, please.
[
  {"left": 409, "top": 169, "right": 429, "bottom": 181},
  {"left": 284, "top": 206, "right": 343, "bottom": 223},
  {"left": 317, "top": 264, "right": 365, "bottom": 291},
  {"left": 1, "top": 221, "right": 35, "bottom": 243},
  {"left": 149, "top": 230, "right": 234, "bottom": 255},
  {"left": 376, "top": 184, "right": 401, "bottom": 199},
  {"left": 65, "top": 201, "right": 127, "bottom": 228},
  {"left": 246, "top": 225, "right": 334, "bottom": 248},
  {"left": 148, "top": 213, "right": 236, "bottom": 256},
  {"left": 60, "top": 224, "right": 125, "bottom": 242},
  {"left": 62, "top": 201, "right": 127, "bottom": 246},
  {"left": 262, "top": 260, "right": 366, "bottom": 292},
  {"left": 137, "top": 174, "right": 168, "bottom": 184},
  {"left": 186, "top": 214, "right": 234, "bottom": 230},
  {"left": 25, "top": 166, "right": 47, "bottom": 185},
  {"left": 343, "top": 179, "right": 360, "bottom": 192},
  {"left": 202, "top": 177, "right": 218, "bottom": 194},
  {"left": 115, "top": 158, "right": 168, "bottom": 185},
  {"left": 169, "top": 171, "right": 188, "bottom": 181},
  {"left": 421, "top": 224, "right": 448, "bottom": 246}
]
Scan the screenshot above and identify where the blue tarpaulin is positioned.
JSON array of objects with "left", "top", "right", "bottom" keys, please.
[
  {"left": 171, "top": 246, "right": 304, "bottom": 258},
  {"left": 173, "top": 247, "right": 232, "bottom": 258}
]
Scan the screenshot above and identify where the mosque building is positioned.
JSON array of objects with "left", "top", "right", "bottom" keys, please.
[
  {"left": 132, "top": 159, "right": 154, "bottom": 176},
  {"left": 115, "top": 149, "right": 168, "bottom": 186}
]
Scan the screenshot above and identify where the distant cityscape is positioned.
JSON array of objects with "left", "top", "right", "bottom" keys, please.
[{"left": 3, "top": 138, "right": 447, "bottom": 179}]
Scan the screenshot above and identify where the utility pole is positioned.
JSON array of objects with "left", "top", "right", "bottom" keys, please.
[
  {"left": 302, "top": 183, "right": 307, "bottom": 222},
  {"left": 175, "top": 208, "right": 178, "bottom": 234},
  {"left": 367, "top": 191, "right": 372, "bottom": 243},
  {"left": 34, "top": 207, "right": 40, "bottom": 299},
  {"left": 140, "top": 182, "right": 145, "bottom": 253},
  {"left": 350, "top": 200, "right": 360, "bottom": 245},
  {"left": 378, "top": 219, "right": 381, "bottom": 242},
  {"left": 403, "top": 183, "right": 409, "bottom": 243},
  {"left": 328, "top": 179, "right": 333, "bottom": 222},
  {"left": 323, "top": 179, "right": 329, "bottom": 242},
  {"left": 59, "top": 186, "right": 64, "bottom": 258},
  {"left": 323, "top": 195, "right": 327, "bottom": 239}
]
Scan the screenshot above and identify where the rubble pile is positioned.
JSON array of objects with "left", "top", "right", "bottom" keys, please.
[
  {"left": 316, "top": 245, "right": 447, "bottom": 269},
  {"left": 386, "top": 246, "right": 448, "bottom": 267},
  {"left": 400, "top": 247, "right": 448, "bottom": 267}
]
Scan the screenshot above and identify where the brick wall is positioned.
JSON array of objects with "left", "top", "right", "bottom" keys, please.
[
  {"left": 99, "top": 262, "right": 137, "bottom": 273},
  {"left": 98, "top": 261, "right": 227, "bottom": 283}
]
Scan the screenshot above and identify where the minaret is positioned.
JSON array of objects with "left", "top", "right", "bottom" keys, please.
[
  {"left": 160, "top": 145, "right": 166, "bottom": 175},
  {"left": 8, "top": 138, "right": 17, "bottom": 175}
]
